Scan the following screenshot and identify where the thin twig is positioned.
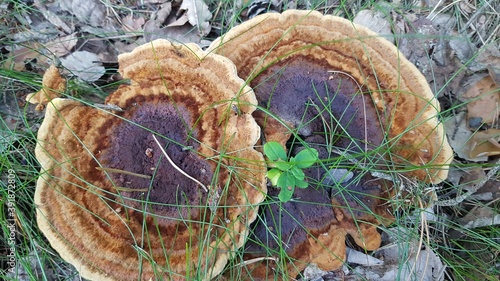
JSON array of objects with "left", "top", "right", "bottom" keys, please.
[
  {"left": 95, "top": 167, "right": 151, "bottom": 179},
  {"left": 112, "top": 186, "right": 150, "bottom": 192},
  {"left": 236, "top": 257, "right": 279, "bottom": 267},
  {"left": 151, "top": 134, "right": 208, "bottom": 192},
  {"left": 434, "top": 157, "right": 500, "bottom": 206}
]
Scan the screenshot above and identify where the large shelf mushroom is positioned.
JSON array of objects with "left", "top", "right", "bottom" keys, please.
[
  {"left": 208, "top": 10, "right": 453, "bottom": 279},
  {"left": 34, "top": 40, "right": 267, "bottom": 280}
]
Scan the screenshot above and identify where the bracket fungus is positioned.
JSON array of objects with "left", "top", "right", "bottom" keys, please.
[
  {"left": 25, "top": 64, "right": 65, "bottom": 111},
  {"left": 230, "top": 138, "right": 394, "bottom": 280},
  {"left": 34, "top": 40, "right": 266, "bottom": 280},
  {"left": 208, "top": 10, "right": 453, "bottom": 279},
  {"left": 209, "top": 9, "right": 452, "bottom": 183}
]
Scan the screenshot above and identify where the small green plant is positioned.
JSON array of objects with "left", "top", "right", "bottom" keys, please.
[{"left": 263, "top": 141, "right": 319, "bottom": 202}]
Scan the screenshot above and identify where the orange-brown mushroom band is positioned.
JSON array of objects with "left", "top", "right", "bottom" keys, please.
[
  {"left": 209, "top": 9, "right": 452, "bottom": 183},
  {"left": 34, "top": 40, "right": 266, "bottom": 281},
  {"left": 209, "top": 10, "right": 452, "bottom": 279}
]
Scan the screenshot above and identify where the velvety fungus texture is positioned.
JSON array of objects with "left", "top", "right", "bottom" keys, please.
[
  {"left": 34, "top": 40, "right": 266, "bottom": 281},
  {"left": 209, "top": 10, "right": 453, "bottom": 279},
  {"left": 209, "top": 9, "right": 452, "bottom": 183},
  {"left": 25, "top": 64, "right": 65, "bottom": 111}
]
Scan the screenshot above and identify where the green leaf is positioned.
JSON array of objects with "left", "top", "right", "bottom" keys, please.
[
  {"left": 296, "top": 179, "right": 309, "bottom": 189},
  {"left": 277, "top": 171, "right": 295, "bottom": 189},
  {"left": 266, "top": 168, "right": 282, "bottom": 186},
  {"left": 290, "top": 166, "right": 305, "bottom": 181},
  {"left": 278, "top": 187, "right": 294, "bottom": 202},
  {"left": 293, "top": 148, "right": 319, "bottom": 168},
  {"left": 274, "top": 160, "right": 292, "bottom": 171},
  {"left": 263, "top": 142, "right": 287, "bottom": 162}
]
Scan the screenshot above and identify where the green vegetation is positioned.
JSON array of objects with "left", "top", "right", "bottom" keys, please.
[{"left": 264, "top": 141, "right": 319, "bottom": 202}]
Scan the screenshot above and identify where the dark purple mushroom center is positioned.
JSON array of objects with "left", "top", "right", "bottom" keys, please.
[
  {"left": 99, "top": 101, "right": 213, "bottom": 221},
  {"left": 245, "top": 57, "right": 391, "bottom": 263},
  {"left": 252, "top": 56, "right": 384, "bottom": 151}
]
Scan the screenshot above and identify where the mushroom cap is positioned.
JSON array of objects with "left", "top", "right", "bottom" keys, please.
[
  {"left": 34, "top": 40, "right": 266, "bottom": 280},
  {"left": 209, "top": 9, "right": 453, "bottom": 184},
  {"left": 209, "top": 10, "right": 453, "bottom": 279},
  {"left": 229, "top": 136, "right": 394, "bottom": 280},
  {"left": 25, "top": 65, "right": 65, "bottom": 111}
]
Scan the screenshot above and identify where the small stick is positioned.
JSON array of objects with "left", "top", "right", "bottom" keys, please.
[
  {"left": 236, "top": 257, "right": 279, "bottom": 267},
  {"left": 113, "top": 186, "right": 150, "bottom": 192},
  {"left": 151, "top": 134, "right": 208, "bottom": 192},
  {"left": 434, "top": 157, "right": 500, "bottom": 206},
  {"left": 96, "top": 167, "right": 151, "bottom": 179}
]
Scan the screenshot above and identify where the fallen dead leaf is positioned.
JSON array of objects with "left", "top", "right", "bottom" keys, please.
[
  {"left": 398, "top": 14, "right": 465, "bottom": 97},
  {"left": 458, "top": 206, "right": 500, "bottom": 229},
  {"left": 121, "top": 14, "right": 145, "bottom": 33},
  {"left": 45, "top": 33, "right": 78, "bottom": 57},
  {"left": 34, "top": 0, "right": 73, "bottom": 34},
  {"left": 167, "top": 14, "right": 190, "bottom": 27},
  {"left": 468, "top": 129, "right": 500, "bottom": 158},
  {"left": 461, "top": 74, "right": 500, "bottom": 126},
  {"left": 444, "top": 112, "right": 488, "bottom": 162},
  {"left": 60, "top": 51, "right": 105, "bottom": 82},
  {"left": 1, "top": 44, "right": 50, "bottom": 71},
  {"left": 354, "top": 9, "right": 394, "bottom": 43},
  {"left": 179, "top": 0, "right": 212, "bottom": 36},
  {"left": 469, "top": 42, "right": 500, "bottom": 72},
  {"left": 59, "top": 0, "right": 106, "bottom": 27}
]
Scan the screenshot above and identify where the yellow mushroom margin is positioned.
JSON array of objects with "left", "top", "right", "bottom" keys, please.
[
  {"left": 34, "top": 40, "right": 266, "bottom": 281},
  {"left": 208, "top": 9, "right": 453, "bottom": 184}
]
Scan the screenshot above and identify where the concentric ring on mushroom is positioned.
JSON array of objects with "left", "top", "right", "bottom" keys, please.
[
  {"left": 33, "top": 40, "right": 267, "bottom": 281},
  {"left": 209, "top": 10, "right": 453, "bottom": 280}
]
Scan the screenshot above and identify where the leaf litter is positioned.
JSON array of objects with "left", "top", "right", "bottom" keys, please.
[{"left": 1, "top": 0, "right": 499, "bottom": 280}]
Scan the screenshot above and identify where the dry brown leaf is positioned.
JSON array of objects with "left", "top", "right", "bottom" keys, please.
[
  {"left": 121, "top": 14, "right": 145, "bottom": 32},
  {"left": 354, "top": 10, "right": 394, "bottom": 43},
  {"left": 45, "top": 33, "right": 78, "bottom": 57},
  {"left": 458, "top": 207, "right": 500, "bottom": 229},
  {"left": 470, "top": 43, "right": 500, "bottom": 72},
  {"left": 179, "top": 0, "right": 212, "bottom": 36},
  {"left": 25, "top": 65, "right": 66, "bottom": 111},
  {"left": 34, "top": 0, "right": 73, "bottom": 34},
  {"left": 468, "top": 129, "right": 500, "bottom": 158},
  {"left": 1, "top": 44, "right": 50, "bottom": 71},
  {"left": 60, "top": 51, "right": 105, "bottom": 82},
  {"left": 462, "top": 75, "right": 500, "bottom": 126},
  {"left": 445, "top": 112, "right": 488, "bottom": 162},
  {"left": 59, "top": 0, "right": 106, "bottom": 27},
  {"left": 167, "top": 14, "right": 190, "bottom": 27}
]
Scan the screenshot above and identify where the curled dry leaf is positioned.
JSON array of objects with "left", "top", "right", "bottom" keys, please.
[
  {"left": 444, "top": 112, "right": 488, "bottom": 162},
  {"left": 60, "top": 51, "right": 105, "bottom": 82},
  {"left": 468, "top": 129, "right": 500, "bottom": 158},
  {"left": 353, "top": 9, "right": 394, "bottom": 43},
  {"left": 458, "top": 206, "right": 500, "bottom": 229},
  {"left": 121, "top": 14, "right": 145, "bottom": 32},
  {"left": 179, "top": 0, "right": 212, "bottom": 36},
  {"left": 462, "top": 75, "right": 500, "bottom": 126},
  {"left": 25, "top": 65, "right": 65, "bottom": 111},
  {"left": 46, "top": 33, "right": 78, "bottom": 57},
  {"left": 59, "top": 0, "right": 106, "bottom": 27}
]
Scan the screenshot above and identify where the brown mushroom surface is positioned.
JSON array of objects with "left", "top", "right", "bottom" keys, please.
[
  {"left": 34, "top": 40, "right": 266, "bottom": 281},
  {"left": 230, "top": 137, "right": 394, "bottom": 280},
  {"left": 209, "top": 9, "right": 453, "bottom": 183},
  {"left": 25, "top": 65, "right": 65, "bottom": 111},
  {"left": 209, "top": 10, "right": 452, "bottom": 279}
]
